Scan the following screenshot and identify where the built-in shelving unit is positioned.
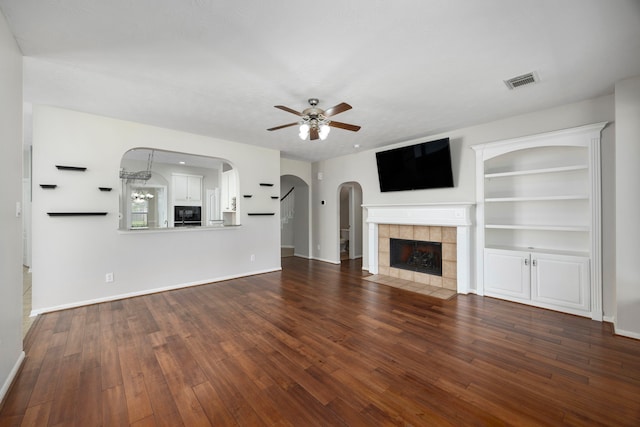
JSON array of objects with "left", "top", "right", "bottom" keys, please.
[{"left": 472, "top": 122, "right": 607, "bottom": 320}]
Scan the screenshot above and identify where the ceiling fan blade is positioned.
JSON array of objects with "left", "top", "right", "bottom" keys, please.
[
  {"left": 323, "top": 102, "right": 352, "bottom": 117},
  {"left": 267, "top": 122, "right": 298, "bottom": 131},
  {"left": 274, "top": 105, "right": 303, "bottom": 116},
  {"left": 310, "top": 127, "right": 319, "bottom": 140},
  {"left": 328, "top": 121, "right": 361, "bottom": 132}
]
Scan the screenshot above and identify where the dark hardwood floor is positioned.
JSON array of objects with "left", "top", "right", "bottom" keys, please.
[{"left": 1, "top": 257, "right": 639, "bottom": 426}]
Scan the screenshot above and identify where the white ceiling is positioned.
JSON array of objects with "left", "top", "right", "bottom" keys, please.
[{"left": 2, "top": 0, "right": 640, "bottom": 162}]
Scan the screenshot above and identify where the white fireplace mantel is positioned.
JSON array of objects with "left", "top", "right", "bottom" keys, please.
[{"left": 363, "top": 203, "right": 475, "bottom": 294}]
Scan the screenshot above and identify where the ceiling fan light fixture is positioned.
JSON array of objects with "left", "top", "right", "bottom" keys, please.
[
  {"left": 299, "top": 122, "right": 310, "bottom": 140},
  {"left": 269, "top": 98, "right": 360, "bottom": 141},
  {"left": 319, "top": 123, "right": 330, "bottom": 140}
]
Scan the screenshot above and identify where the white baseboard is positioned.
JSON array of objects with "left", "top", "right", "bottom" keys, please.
[
  {"left": 613, "top": 324, "right": 640, "bottom": 340},
  {"left": 293, "top": 253, "right": 311, "bottom": 259},
  {"left": 311, "top": 256, "right": 340, "bottom": 265},
  {"left": 0, "top": 351, "right": 25, "bottom": 406},
  {"left": 31, "top": 267, "right": 282, "bottom": 316}
]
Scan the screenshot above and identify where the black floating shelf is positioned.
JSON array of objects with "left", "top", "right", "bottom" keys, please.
[
  {"left": 47, "top": 212, "right": 108, "bottom": 217},
  {"left": 40, "top": 184, "right": 57, "bottom": 189},
  {"left": 56, "top": 165, "right": 87, "bottom": 171},
  {"left": 98, "top": 187, "right": 112, "bottom": 192},
  {"left": 271, "top": 196, "right": 279, "bottom": 199},
  {"left": 243, "top": 195, "right": 252, "bottom": 198},
  {"left": 248, "top": 213, "right": 275, "bottom": 216},
  {"left": 259, "top": 183, "right": 274, "bottom": 187}
]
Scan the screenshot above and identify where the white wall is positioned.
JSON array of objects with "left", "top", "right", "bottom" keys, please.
[
  {"left": 312, "top": 95, "right": 616, "bottom": 317},
  {"left": 614, "top": 75, "right": 640, "bottom": 338},
  {"left": 31, "top": 106, "right": 281, "bottom": 313},
  {"left": 281, "top": 158, "right": 312, "bottom": 186},
  {"left": 0, "top": 9, "right": 24, "bottom": 403}
]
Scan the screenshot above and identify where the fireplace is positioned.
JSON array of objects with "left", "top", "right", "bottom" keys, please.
[
  {"left": 364, "top": 203, "right": 474, "bottom": 294},
  {"left": 390, "top": 238, "right": 442, "bottom": 276}
]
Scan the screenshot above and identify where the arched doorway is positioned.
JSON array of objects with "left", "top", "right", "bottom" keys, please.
[
  {"left": 337, "top": 182, "right": 363, "bottom": 261},
  {"left": 280, "top": 174, "right": 310, "bottom": 258}
]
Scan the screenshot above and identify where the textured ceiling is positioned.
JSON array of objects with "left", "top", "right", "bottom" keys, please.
[{"left": 2, "top": 0, "right": 640, "bottom": 162}]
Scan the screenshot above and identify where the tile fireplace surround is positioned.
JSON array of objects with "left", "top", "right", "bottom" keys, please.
[{"left": 364, "top": 203, "right": 475, "bottom": 294}]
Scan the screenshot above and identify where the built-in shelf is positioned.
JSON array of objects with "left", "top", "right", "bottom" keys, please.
[
  {"left": 259, "top": 183, "right": 274, "bottom": 187},
  {"left": 98, "top": 187, "right": 112, "bottom": 192},
  {"left": 485, "top": 224, "right": 589, "bottom": 232},
  {"left": 485, "top": 165, "right": 588, "bottom": 179},
  {"left": 485, "top": 244, "right": 589, "bottom": 258},
  {"left": 247, "top": 213, "right": 275, "bottom": 216},
  {"left": 485, "top": 195, "right": 588, "bottom": 202},
  {"left": 243, "top": 195, "right": 252, "bottom": 198},
  {"left": 40, "top": 184, "right": 57, "bottom": 189},
  {"left": 47, "top": 212, "right": 108, "bottom": 217},
  {"left": 472, "top": 122, "right": 606, "bottom": 321},
  {"left": 55, "top": 165, "right": 87, "bottom": 171}
]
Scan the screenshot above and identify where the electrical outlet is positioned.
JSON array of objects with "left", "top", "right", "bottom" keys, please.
[
  {"left": 250, "top": 254, "right": 255, "bottom": 262},
  {"left": 317, "top": 244, "right": 321, "bottom": 251},
  {"left": 105, "top": 272, "right": 114, "bottom": 283}
]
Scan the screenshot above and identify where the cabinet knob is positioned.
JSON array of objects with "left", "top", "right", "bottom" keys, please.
[
  {"left": 524, "top": 258, "right": 529, "bottom": 266},
  {"left": 532, "top": 259, "right": 537, "bottom": 267}
]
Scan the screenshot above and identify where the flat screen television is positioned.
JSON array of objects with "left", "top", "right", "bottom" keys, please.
[{"left": 375, "top": 137, "right": 454, "bottom": 192}]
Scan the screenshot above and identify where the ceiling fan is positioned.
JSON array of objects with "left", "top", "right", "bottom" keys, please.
[{"left": 267, "top": 98, "right": 361, "bottom": 141}]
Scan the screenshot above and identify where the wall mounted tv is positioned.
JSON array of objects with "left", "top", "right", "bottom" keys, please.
[{"left": 375, "top": 137, "right": 454, "bottom": 192}]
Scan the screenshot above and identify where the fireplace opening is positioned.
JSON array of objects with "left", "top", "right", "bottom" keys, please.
[{"left": 390, "top": 238, "right": 442, "bottom": 276}]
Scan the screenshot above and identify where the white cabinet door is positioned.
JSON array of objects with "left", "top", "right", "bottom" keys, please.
[
  {"left": 172, "top": 174, "right": 202, "bottom": 205},
  {"left": 531, "top": 253, "right": 590, "bottom": 313},
  {"left": 187, "top": 175, "right": 202, "bottom": 202},
  {"left": 484, "top": 248, "right": 531, "bottom": 300},
  {"left": 221, "top": 170, "right": 236, "bottom": 212},
  {"left": 173, "top": 174, "right": 189, "bottom": 201}
]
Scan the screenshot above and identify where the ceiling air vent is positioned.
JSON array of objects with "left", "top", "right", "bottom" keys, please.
[{"left": 504, "top": 72, "right": 538, "bottom": 90}]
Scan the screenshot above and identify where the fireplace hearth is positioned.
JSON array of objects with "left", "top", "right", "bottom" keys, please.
[{"left": 390, "top": 238, "right": 442, "bottom": 276}]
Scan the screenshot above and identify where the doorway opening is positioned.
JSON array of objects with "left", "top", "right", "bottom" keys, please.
[
  {"left": 280, "top": 174, "right": 310, "bottom": 258},
  {"left": 338, "top": 182, "right": 363, "bottom": 261}
]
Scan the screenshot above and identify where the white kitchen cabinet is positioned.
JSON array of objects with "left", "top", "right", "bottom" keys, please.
[
  {"left": 484, "top": 248, "right": 530, "bottom": 300},
  {"left": 473, "top": 122, "right": 606, "bottom": 320},
  {"left": 531, "top": 252, "right": 590, "bottom": 313},
  {"left": 172, "top": 173, "right": 202, "bottom": 205},
  {"left": 221, "top": 170, "right": 237, "bottom": 212},
  {"left": 484, "top": 248, "right": 590, "bottom": 316}
]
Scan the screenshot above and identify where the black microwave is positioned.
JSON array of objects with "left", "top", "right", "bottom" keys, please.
[{"left": 174, "top": 206, "right": 202, "bottom": 226}]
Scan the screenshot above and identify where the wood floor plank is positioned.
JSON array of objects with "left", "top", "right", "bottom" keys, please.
[
  {"left": 18, "top": 401, "right": 51, "bottom": 427},
  {"left": 102, "top": 385, "right": 129, "bottom": 427},
  {"left": 152, "top": 344, "right": 211, "bottom": 426},
  {"left": 192, "top": 381, "right": 239, "bottom": 427},
  {"left": 73, "top": 364, "right": 102, "bottom": 427},
  {"left": 46, "top": 352, "right": 81, "bottom": 426},
  {"left": 117, "top": 345, "right": 153, "bottom": 424},
  {"left": 3, "top": 257, "right": 640, "bottom": 426}
]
